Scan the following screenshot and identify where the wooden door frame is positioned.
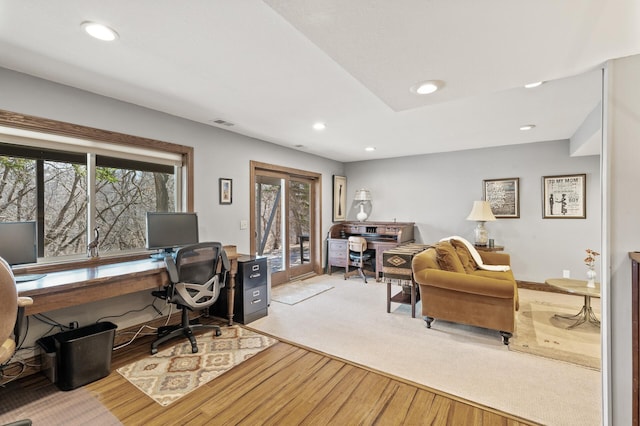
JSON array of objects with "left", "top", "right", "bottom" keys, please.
[{"left": 250, "top": 161, "right": 323, "bottom": 280}]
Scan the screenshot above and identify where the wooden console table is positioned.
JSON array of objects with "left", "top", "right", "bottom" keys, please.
[
  {"left": 17, "top": 250, "right": 239, "bottom": 325},
  {"left": 474, "top": 245, "right": 504, "bottom": 252}
]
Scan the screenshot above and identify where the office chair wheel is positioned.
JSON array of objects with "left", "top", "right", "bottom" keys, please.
[
  {"left": 215, "top": 329, "right": 222, "bottom": 337},
  {"left": 191, "top": 344, "right": 198, "bottom": 353},
  {"left": 151, "top": 347, "right": 158, "bottom": 355}
]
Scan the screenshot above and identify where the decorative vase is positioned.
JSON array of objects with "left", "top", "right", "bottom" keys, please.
[
  {"left": 586, "top": 267, "right": 596, "bottom": 288},
  {"left": 356, "top": 203, "right": 368, "bottom": 222}
]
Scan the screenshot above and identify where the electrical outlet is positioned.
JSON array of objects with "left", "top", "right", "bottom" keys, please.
[
  {"left": 240, "top": 220, "right": 248, "bottom": 230},
  {"left": 562, "top": 269, "right": 571, "bottom": 278}
]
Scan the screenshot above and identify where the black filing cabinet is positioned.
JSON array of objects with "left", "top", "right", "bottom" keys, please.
[{"left": 213, "top": 255, "right": 268, "bottom": 324}]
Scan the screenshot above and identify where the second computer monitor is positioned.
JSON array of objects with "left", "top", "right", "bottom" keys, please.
[{"left": 145, "top": 212, "right": 199, "bottom": 254}]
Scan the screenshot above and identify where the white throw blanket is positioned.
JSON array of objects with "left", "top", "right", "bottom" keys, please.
[{"left": 440, "top": 236, "right": 511, "bottom": 272}]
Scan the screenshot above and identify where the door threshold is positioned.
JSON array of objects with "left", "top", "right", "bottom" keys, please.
[{"left": 288, "top": 272, "right": 317, "bottom": 283}]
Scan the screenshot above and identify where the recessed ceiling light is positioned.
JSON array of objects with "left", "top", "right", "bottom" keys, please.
[
  {"left": 81, "top": 21, "right": 118, "bottom": 41},
  {"left": 312, "top": 122, "right": 326, "bottom": 131},
  {"left": 410, "top": 80, "right": 444, "bottom": 95},
  {"left": 524, "top": 81, "right": 544, "bottom": 89},
  {"left": 520, "top": 124, "right": 536, "bottom": 131},
  {"left": 365, "top": 147, "right": 376, "bottom": 152}
]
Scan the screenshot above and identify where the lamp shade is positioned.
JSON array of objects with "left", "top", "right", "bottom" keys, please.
[
  {"left": 466, "top": 201, "right": 496, "bottom": 222},
  {"left": 354, "top": 189, "right": 372, "bottom": 201}
]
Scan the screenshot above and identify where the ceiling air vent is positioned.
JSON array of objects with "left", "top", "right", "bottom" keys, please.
[{"left": 211, "top": 119, "right": 235, "bottom": 127}]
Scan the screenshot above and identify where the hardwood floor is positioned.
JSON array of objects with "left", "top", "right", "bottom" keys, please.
[{"left": 67, "top": 320, "right": 535, "bottom": 426}]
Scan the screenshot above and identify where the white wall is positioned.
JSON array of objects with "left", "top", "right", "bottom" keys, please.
[
  {"left": 346, "top": 141, "right": 601, "bottom": 283},
  {"left": 0, "top": 67, "right": 344, "bottom": 256},
  {"left": 0, "top": 67, "right": 343, "bottom": 344},
  {"left": 608, "top": 54, "right": 640, "bottom": 425}
]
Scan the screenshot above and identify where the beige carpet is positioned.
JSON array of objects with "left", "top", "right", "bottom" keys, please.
[
  {"left": 117, "top": 325, "right": 277, "bottom": 406},
  {"left": 510, "top": 299, "right": 601, "bottom": 370},
  {"left": 271, "top": 276, "right": 334, "bottom": 305},
  {"left": 0, "top": 380, "right": 121, "bottom": 425},
  {"left": 250, "top": 275, "right": 602, "bottom": 426}
]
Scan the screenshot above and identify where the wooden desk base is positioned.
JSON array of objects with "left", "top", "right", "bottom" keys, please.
[
  {"left": 18, "top": 253, "right": 238, "bottom": 324},
  {"left": 328, "top": 238, "right": 405, "bottom": 282}
]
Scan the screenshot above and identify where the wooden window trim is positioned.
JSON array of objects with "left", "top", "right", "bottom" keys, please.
[{"left": 0, "top": 108, "right": 194, "bottom": 273}]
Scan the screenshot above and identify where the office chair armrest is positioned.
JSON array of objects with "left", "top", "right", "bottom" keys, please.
[
  {"left": 164, "top": 256, "right": 180, "bottom": 283},
  {"left": 17, "top": 296, "right": 33, "bottom": 307}
]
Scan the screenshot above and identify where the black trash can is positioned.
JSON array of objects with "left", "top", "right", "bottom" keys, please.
[{"left": 52, "top": 322, "right": 117, "bottom": 391}]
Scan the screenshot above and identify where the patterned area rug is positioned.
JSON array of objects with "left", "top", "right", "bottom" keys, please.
[
  {"left": 271, "top": 278, "right": 334, "bottom": 305},
  {"left": 510, "top": 299, "right": 601, "bottom": 370},
  {"left": 117, "top": 326, "right": 277, "bottom": 406}
]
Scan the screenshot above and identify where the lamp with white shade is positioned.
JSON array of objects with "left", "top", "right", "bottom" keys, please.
[
  {"left": 354, "top": 189, "right": 372, "bottom": 222},
  {"left": 466, "top": 201, "right": 496, "bottom": 246}
]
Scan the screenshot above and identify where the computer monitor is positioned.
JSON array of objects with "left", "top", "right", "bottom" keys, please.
[
  {"left": 0, "top": 221, "right": 37, "bottom": 266},
  {"left": 145, "top": 212, "right": 199, "bottom": 255}
]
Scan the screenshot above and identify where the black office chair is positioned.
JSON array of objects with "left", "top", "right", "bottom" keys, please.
[
  {"left": 151, "top": 242, "right": 229, "bottom": 354},
  {"left": 344, "top": 236, "right": 376, "bottom": 283}
]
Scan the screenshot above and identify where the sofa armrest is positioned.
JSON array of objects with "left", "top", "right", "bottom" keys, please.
[
  {"left": 414, "top": 268, "right": 515, "bottom": 299},
  {"left": 479, "top": 251, "right": 511, "bottom": 266}
]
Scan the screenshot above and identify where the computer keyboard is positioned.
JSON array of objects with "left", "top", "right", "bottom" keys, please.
[{"left": 14, "top": 273, "right": 47, "bottom": 283}]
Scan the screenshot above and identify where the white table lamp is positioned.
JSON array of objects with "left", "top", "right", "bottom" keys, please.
[
  {"left": 466, "top": 200, "right": 496, "bottom": 246},
  {"left": 354, "top": 189, "right": 372, "bottom": 222}
]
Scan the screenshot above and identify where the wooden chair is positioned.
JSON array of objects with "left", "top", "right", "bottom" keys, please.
[
  {"left": 344, "top": 236, "right": 376, "bottom": 283},
  {"left": 1, "top": 257, "right": 33, "bottom": 366},
  {"left": 1, "top": 257, "right": 34, "bottom": 425}
]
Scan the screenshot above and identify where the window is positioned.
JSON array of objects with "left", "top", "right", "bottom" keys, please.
[
  {"left": 0, "top": 110, "right": 193, "bottom": 265},
  {"left": 95, "top": 158, "right": 175, "bottom": 253},
  {"left": 0, "top": 143, "right": 178, "bottom": 260}
]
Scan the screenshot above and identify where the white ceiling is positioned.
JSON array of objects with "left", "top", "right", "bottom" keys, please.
[{"left": 0, "top": 0, "right": 638, "bottom": 162}]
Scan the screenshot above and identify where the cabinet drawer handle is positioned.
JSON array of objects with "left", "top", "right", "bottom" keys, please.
[
  {"left": 251, "top": 299, "right": 262, "bottom": 304},
  {"left": 250, "top": 273, "right": 261, "bottom": 279}
]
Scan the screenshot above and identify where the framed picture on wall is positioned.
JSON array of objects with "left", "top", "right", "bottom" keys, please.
[
  {"left": 483, "top": 177, "right": 520, "bottom": 218},
  {"left": 333, "top": 175, "right": 347, "bottom": 222},
  {"left": 542, "top": 174, "right": 586, "bottom": 218},
  {"left": 219, "top": 178, "right": 232, "bottom": 205}
]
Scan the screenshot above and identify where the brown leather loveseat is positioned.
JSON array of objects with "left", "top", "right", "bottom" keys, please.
[{"left": 411, "top": 237, "right": 518, "bottom": 344}]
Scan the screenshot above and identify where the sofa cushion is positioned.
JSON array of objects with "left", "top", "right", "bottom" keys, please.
[
  {"left": 435, "top": 241, "right": 466, "bottom": 273},
  {"left": 450, "top": 239, "right": 478, "bottom": 273}
]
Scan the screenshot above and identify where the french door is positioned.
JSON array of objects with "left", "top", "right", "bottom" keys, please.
[{"left": 250, "top": 161, "right": 321, "bottom": 286}]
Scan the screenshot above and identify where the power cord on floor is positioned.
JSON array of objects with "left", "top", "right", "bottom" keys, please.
[{"left": 112, "top": 300, "right": 174, "bottom": 351}]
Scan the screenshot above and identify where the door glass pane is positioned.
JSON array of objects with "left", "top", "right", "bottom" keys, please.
[
  {"left": 256, "top": 176, "right": 284, "bottom": 274},
  {"left": 289, "top": 179, "right": 311, "bottom": 267}
]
